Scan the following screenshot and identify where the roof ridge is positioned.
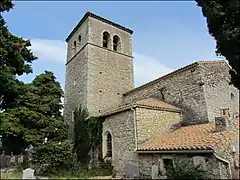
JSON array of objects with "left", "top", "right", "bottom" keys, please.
[
  {"left": 66, "top": 11, "right": 133, "bottom": 42},
  {"left": 124, "top": 60, "right": 228, "bottom": 96}
]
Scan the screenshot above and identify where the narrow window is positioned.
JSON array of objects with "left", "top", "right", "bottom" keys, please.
[
  {"left": 113, "top": 35, "right": 120, "bottom": 51},
  {"left": 73, "top": 41, "right": 77, "bottom": 48},
  {"left": 78, "top": 35, "right": 82, "bottom": 45},
  {"left": 231, "top": 93, "right": 236, "bottom": 117},
  {"left": 231, "top": 93, "right": 235, "bottom": 101},
  {"left": 103, "top": 31, "right": 110, "bottom": 48},
  {"left": 107, "top": 133, "right": 112, "bottom": 157}
]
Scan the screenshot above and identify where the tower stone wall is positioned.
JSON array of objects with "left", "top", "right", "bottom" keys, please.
[{"left": 64, "top": 12, "right": 134, "bottom": 123}]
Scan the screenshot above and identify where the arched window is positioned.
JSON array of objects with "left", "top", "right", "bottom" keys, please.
[
  {"left": 103, "top": 31, "right": 110, "bottom": 48},
  {"left": 113, "top": 35, "right": 120, "bottom": 51},
  {"left": 106, "top": 132, "right": 112, "bottom": 157},
  {"left": 78, "top": 35, "right": 81, "bottom": 45}
]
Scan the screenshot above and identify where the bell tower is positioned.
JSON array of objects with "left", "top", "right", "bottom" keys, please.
[{"left": 63, "top": 12, "right": 134, "bottom": 122}]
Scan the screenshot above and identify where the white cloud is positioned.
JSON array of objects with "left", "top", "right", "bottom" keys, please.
[
  {"left": 30, "top": 39, "right": 67, "bottom": 63},
  {"left": 133, "top": 53, "right": 173, "bottom": 87},
  {"left": 30, "top": 39, "right": 173, "bottom": 88}
]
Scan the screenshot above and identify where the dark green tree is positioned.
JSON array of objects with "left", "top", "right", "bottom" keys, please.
[
  {"left": 1, "top": 71, "right": 73, "bottom": 175},
  {"left": 73, "top": 106, "right": 91, "bottom": 167},
  {"left": 0, "top": 0, "right": 37, "bottom": 111},
  {"left": 1, "top": 71, "right": 67, "bottom": 152},
  {"left": 196, "top": 0, "right": 240, "bottom": 89},
  {"left": 73, "top": 106, "right": 104, "bottom": 168}
]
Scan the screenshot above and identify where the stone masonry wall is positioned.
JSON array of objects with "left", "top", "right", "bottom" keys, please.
[
  {"left": 64, "top": 18, "right": 89, "bottom": 123},
  {"left": 215, "top": 130, "right": 239, "bottom": 179},
  {"left": 88, "top": 17, "right": 132, "bottom": 56},
  {"left": 123, "top": 63, "right": 209, "bottom": 125},
  {"left": 64, "top": 46, "right": 88, "bottom": 124},
  {"left": 87, "top": 44, "right": 133, "bottom": 116},
  {"left": 136, "top": 107, "right": 181, "bottom": 145},
  {"left": 102, "top": 110, "right": 138, "bottom": 175},
  {"left": 200, "top": 61, "right": 239, "bottom": 122},
  {"left": 138, "top": 153, "right": 226, "bottom": 179},
  {"left": 66, "top": 19, "right": 89, "bottom": 62},
  {"left": 87, "top": 17, "right": 134, "bottom": 116}
]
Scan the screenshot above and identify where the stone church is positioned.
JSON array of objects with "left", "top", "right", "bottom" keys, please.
[{"left": 63, "top": 12, "right": 239, "bottom": 179}]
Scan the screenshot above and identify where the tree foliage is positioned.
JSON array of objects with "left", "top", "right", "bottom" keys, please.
[
  {"left": 0, "top": 0, "right": 37, "bottom": 111},
  {"left": 31, "top": 140, "right": 73, "bottom": 175},
  {"left": 73, "top": 106, "right": 104, "bottom": 168},
  {"left": 1, "top": 71, "right": 72, "bottom": 175},
  {"left": 1, "top": 71, "right": 66, "bottom": 153},
  {"left": 166, "top": 156, "right": 208, "bottom": 180},
  {"left": 196, "top": 0, "right": 240, "bottom": 89}
]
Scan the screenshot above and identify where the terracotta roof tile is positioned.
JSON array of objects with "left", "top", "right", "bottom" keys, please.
[{"left": 138, "top": 119, "right": 239, "bottom": 151}]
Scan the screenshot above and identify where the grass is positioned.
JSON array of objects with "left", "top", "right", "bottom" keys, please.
[
  {"left": 0, "top": 167, "right": 112, "bottom": 179},
  {"left": 0, "top": 170, "right": 22, "bottom": 179},
  {"left": 50, "top": 167, "right": 112, "bottom": 179}
]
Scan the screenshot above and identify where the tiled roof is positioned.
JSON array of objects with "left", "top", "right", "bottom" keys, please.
[
  {"left": 137, "top": 119, "right": 239, "bottom": 151},
  {"left": 66, "top": 12, "right": 133, "bottom": 42},
  {"left": 135, "top": 98, "right": 181, "bottom": 112},
  {"left": 101, "top": 98, "right": 181, "bottom": 117}
]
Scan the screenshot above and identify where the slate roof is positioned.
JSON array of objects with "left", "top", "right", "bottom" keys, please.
[{"left": 137, "top": 119, "right": 239, "bottom": 152}]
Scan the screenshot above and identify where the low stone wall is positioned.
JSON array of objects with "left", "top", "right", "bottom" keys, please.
[{"left": 137, "top": 153, "right": 229, "bottom": 179}]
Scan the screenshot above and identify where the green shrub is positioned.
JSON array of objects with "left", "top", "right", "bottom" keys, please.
[
  {"left": 31, "top": 140, "right": 73, "bottom": 176},
  {"left": 166, "top": 157, "right": 208, "bottom": 180}
]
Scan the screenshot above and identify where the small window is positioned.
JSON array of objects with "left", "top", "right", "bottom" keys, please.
[
  {"left": 107, "top": 133, "right": 112, "bottom": 157},
  {"left": 159, "top": 157, "right": 174, "bottom": 176},
  {"left": 78, "top": 35, "right": 82, "bottom": 45},
  {"left": 113, "top": 35, "right": 120, "bottom": 51},
  {"left": 231, "top": 93, "right": 235, "bottom": 101},
  {"left": 73, "top": 41, "right": 77, "bottom": 48},
  {"left": 73, "top": 79, "right": 76, "bottom": 86},
  {"left": 103, "top": 31, "right": 110, "bottom": 48}
]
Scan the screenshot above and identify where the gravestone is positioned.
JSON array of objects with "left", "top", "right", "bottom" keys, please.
[
  {"left": 124, "top": 163, "right": 139, "bottom": 178},
  {"left": 10, "top": 155, "right": 16, "bottom": 164},
  {"left": 22, "top": 168, "right": 35, "bottom": 179},
  {"left": 18, "top": 155, "right": 24, "bottom": 163},
  {"left": 151, "top": 163, "right": 159, "bottom": 179}
]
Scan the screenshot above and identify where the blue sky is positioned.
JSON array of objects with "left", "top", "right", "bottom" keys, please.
[{"left": 3, "top": 1, "right": 222, "bottom": 88}]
